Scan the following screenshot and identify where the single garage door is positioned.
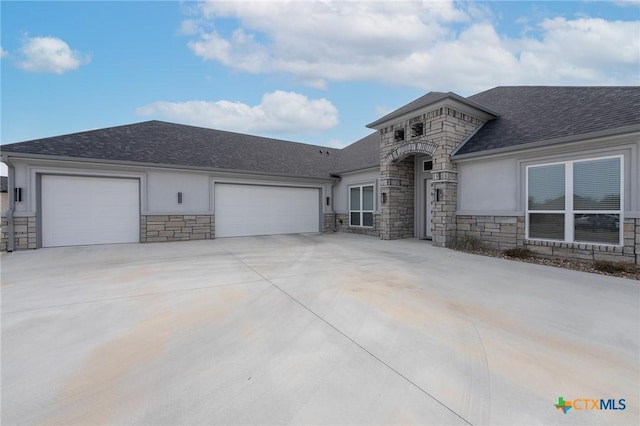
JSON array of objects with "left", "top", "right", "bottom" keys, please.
[
  {"left": 215, "top": 184, "right": 320, "bottom": 238},
  {"left": 42, "top": 175, "right": 140, "bottom": 247}
]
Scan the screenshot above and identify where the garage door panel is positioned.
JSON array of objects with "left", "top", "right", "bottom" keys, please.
[
  {"left": 215, "top": 184, "right": 320, "bottom": 238},
  {"left": 42, "top": 176, "right": 139, "bottom": 247}
]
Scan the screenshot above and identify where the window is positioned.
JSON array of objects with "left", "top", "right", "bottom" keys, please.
[
  {"left": 350, "top": 185, "right": 374, "bottom": 227},
  {"left": 423, "top": 160, "right": 433, "bottom": 172},
  {"left": 394, "top": 128, "right": 405, "bottom": 142},
  {"left": 411, "top": 123, "right": 424, "bottom": 138},
  {"left": 527, "top": 156, "right": 622, "bottom": 245}
]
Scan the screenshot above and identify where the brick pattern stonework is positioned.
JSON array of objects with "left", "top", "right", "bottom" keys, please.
[
  {"left": 379, "top": 107, "right": 483, "bottom": 245},
  {"left": 456, "top": 215, "right": 525, "bottom": 250},
  {"left": 332, "top": 213, "right": 381, "bottom": 237},
  {"left": 0, "top": 216, "right": 37, "bottom": 251},
  {"left": 380, "top": 157, "right": 414, "bottom": 239},
  {"left": 141, "top": 215, "right": 213, "bottom": 242},
  {"left": 457, "top": 215, "right": 639, "bottom": 265},
  {"left": 323, "top": 213, "right": 334, "bottom": 233}
]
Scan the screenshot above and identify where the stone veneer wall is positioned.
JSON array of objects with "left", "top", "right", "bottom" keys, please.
[
  {"left": 380, "top": 157, "right": 414, "bottom": 239},
  {"left": 322, "top": 213, "right": 334, "bottom": 233},
  {"left": 141, "top": 215, "right": 213, "bottom": 242},
  {"left": 1, "top": 216, "right": 37, "bottom": 251},
  {"left": 456, "top": 215, "right": 525, "bottom": 250},
  {"left": 457, "top": 215, "right": 639, "bottom": 265},
  {"left": 333, "top": 213, "right": 381, "bottom": 237},
  {"left": 378, "top": 107, "right": 483, "bottom": 245}
]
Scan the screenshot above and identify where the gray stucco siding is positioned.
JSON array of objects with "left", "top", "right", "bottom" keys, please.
[
  {"left": 146, "top": 170, "right": 211, "bottom": 214},
  {"left": 332, "top": 168, "right": 380, "bottom": 214},
  {"left": 457, "top": 157, "right": 518, "bottom": 213},
  {"left": 456, "top": 133, "right": 640, "bottom": 216}
]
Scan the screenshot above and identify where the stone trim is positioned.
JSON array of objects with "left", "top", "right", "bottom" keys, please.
[
  {"left": 1, "top": 216, "right": 37, "bottom": 251},
  {"left": 457, "top": 215, "right": 639, "bottom": 265},
  {"left": 383, "top": 140, "right": 438, "bottom": 163},
  {"left": 431, "top": 169, "right": 458, "bottom": 183},
  {"left": 141, "top": 215, "right": 213, "bottom": 242}
]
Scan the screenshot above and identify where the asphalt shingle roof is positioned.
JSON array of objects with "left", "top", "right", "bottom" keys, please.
[
  {"left": 2, "top": 87, "right": 638, "bottom": 178},
  {"left": 1, "top": 121, "right": 341, "bottom": 179},
  {"left": 457, "top": 86, "right": 640, "bottom": 156},
  {"left": 334, "top": 132, "right": 380, "bottom": 173}
]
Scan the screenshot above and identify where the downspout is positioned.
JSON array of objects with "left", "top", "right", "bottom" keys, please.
[
  {"left": 330, "top": 174, "right": 342, "bottom": 232},
  {"left": 2, "top": 155, "right": 15, "bottom": 252}
]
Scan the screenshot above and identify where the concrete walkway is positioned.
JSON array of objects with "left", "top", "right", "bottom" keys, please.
[{"left": 1, "top": 233, "right": 638, "bottom": 425}]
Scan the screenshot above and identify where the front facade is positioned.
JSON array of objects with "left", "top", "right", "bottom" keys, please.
[{"left": 2, "top": 86, "right": 639, "bottom": 265}]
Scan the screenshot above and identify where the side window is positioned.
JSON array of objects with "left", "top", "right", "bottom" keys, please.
[
  {"left": 526, "top": 156, "right": 622, "bottom": 245},
  {"left": 349, "top": 185, "right": 375, "bottom": 227}
]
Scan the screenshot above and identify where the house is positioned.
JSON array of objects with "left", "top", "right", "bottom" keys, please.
[{"left": 2, "top": 86, "right": 639, "bottom": 265}]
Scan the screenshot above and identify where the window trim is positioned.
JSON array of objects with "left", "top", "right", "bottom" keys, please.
[
  {"left": 349, "top": 184, "right": 375, "bottom": 228},
  {"left": 525, "top": 155, "right": 624, "bottom": 245}
]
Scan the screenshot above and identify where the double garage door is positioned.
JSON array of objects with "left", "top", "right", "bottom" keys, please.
[
  {"left": 214, "top": 184, "right": 320, "bottom": 238},
  {"left": 40, "top": 177, "right": 320, "bottom": 247}
]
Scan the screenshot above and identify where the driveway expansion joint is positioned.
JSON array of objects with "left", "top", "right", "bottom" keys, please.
[{"left": 219, "top": 244, "right": 475, "bottom": 426}]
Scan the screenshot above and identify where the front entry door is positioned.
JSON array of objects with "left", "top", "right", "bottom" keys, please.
[{"left": 424, "top": 179, "right": 432, "bottom": 238}]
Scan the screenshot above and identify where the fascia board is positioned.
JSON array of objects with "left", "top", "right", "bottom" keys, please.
[{"left": 0, "top": 153, "right": 337, "bottom": 183}]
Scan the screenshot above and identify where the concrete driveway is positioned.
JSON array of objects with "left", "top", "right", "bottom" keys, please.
[{"left": 1, "top": 233, "right": 638, "bottom": 425}]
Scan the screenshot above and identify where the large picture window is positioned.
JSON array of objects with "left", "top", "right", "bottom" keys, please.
[
  {"left": 527, "top": 156, "right": 622, "bottom": 245},
  {"left": 350, "top": 184, "right": 374, "bottom": 227}
]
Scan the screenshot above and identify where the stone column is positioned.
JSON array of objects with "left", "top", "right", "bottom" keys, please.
[
  {"left": 379, "top": 125, "right": 415, "bottom": 240},
  {"left": 431, "top": 169, "right": 457, "bottom": 247}
]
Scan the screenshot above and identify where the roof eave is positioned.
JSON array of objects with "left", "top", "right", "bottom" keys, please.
[
  {"left": 331, "top": 164, "right": 380, "bottom": 175},
  {"left": 0, "top": 152, "right": 338, "bottom": 182},
  {"left": 451, "top": 124, "right": 640, "bottom": 160}
]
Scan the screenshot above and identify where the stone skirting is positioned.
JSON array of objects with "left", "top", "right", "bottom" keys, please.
[
  {"left": 456, "top": 215, "right": 525, "bottom": 250},
  {"left": 141, "top": 215, "right": 213, "bottom": 242},
  {"left": 322, "top": 213, "right": 334, "bottom": 233},
  {"left": 1, "top": 216, "right": 37, "bottom": 251},
  {"left": 331, "top": 213, "right": 381, "bottom": 237},
  {"left": 457, "top": 215, "right": 639, "bottom": 265}
]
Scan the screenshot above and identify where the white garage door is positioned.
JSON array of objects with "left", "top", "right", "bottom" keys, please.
[
  {"left": 215, "top": 184, "right": 320, "bottom": 238},
  {"left": 42, "top": 175, "right": 140, "bottom": 247}
]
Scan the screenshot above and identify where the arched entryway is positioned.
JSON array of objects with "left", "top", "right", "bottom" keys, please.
[{"left": 380, "top": 139, "right": 438, "bottom": 240}]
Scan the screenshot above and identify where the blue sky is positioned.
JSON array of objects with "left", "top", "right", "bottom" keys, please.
[{"left": 1, "top": 0, "right": 639, "bottom": 157}]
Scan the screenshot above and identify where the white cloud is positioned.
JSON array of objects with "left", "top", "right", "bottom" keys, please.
[
  {"left": 0, "top": 47, "right": 8, "bottom": 59},
  {"left": 135, "top": 90, "right": 338, "bottom": 134},
  {"left": 184, "top": 0, "right": 640, "bottom": 92},
  {"left": 325, "top": 138, "right": 350, "bottom": 149},
  {"left": 17, "top": 36, "right": 90, "bottom": 74}
]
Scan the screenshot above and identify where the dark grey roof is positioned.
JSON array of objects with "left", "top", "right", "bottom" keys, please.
[
  {"left": 456, "top": 86, "right": 640, "bottom": 156},
  {"left": 1, "top": 121, "right": 340, "bottom": 179},
  {"left": 334, "top": 132, "right": 380, "bottom": 173},
  {"left": 0, "top": 176, "right": 6, "bottom": 192},
  {"left": 367, "top": 91, "right": 498, "bottom": 128}
]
